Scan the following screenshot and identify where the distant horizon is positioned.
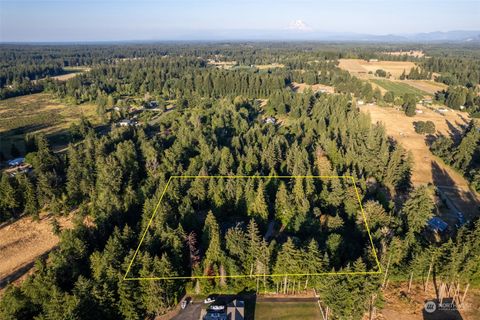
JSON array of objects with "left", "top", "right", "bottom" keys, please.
[
  {"left": 1, "top": 29, "right": 480, "bottom": 44},
  {"left": 1, "top": 0, "right": 479, "bottom": 42}
]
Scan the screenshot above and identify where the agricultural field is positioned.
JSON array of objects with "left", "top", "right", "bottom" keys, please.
[
  {"left": 370, "top": 79, "right": 429, "bottom": 97},
  {"left": 360, "top": 103, "right": 480, "bottom": 220},
  {"left": 338, "top": 58, "right": 416, "bottom": 79},
  {"left": 0, "top": 93, "right": 98, "bottom": 157},
  {"left": 402, "top": 79, "right": 448, "bottom": 95}
]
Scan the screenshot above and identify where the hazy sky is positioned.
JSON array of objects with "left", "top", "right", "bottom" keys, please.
[{"left": 1, "top": 0, "right": 479, "bottom": 42}]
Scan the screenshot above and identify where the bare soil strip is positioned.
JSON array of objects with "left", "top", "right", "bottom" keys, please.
[{"left": 290, "top": 82, "right": 335, "bottom": 94}]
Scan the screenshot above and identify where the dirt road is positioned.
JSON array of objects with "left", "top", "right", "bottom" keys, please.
[{"left": 360, "top": 103, "right": 480, "bottom": 220}]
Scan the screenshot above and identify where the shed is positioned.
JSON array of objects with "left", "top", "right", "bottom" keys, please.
[
  {"left": 118, "top": 119, "right": 133, "bottom": 127},
  {"left": 265, "top": 117, "right": 276, "bottom": 124}
]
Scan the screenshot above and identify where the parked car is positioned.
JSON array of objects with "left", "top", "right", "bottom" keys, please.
[
  {"left": 204, "top": 295, "right": 218, "bottom": 304},
  {"left": 209, "top": 304, "right": 225, "bottom": 311}
]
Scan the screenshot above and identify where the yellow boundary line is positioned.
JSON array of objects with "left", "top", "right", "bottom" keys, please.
[{"left": 123, "top": 175, "right": 383, "bottom": 281}]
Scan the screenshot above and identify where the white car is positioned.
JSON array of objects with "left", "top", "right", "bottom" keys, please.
[
  {"left": 204, "top": 295, "right": 217, "bottom": 304},
  {"left": 209, "top": 305, "right": 225, "bottom": 311}
]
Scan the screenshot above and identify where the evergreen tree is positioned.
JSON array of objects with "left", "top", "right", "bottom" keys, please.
[
  {"left": 402, "top": 186, "right": 434, "bottom": 239},
  {"left": 0, "top": 173, "right": 18, "bottom": 219},
  {"left": 250, "top": 180, "right": 269, "bottom": 221}
]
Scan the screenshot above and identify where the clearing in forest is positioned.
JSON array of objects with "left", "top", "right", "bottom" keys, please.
[
  {"left": 0, "top": 93, "right": 98, "bottom": 157},
  {"left": 0, "top": 213, "right": 72, "bottom": 290},
  {"left": 338, "top": 59, "right": 416, "bottom": 79},
  {"left": 34, "top": 66, "right": 91, "bottom": 83},
  {"left": 124, "top": 175, "right": 382, "bottom": 281},
  {"left": 289, "top": 82, "right": 335, "bottom": 94},
  {"left": 254, "top": 63, "right": 285, "bottom": 70}
]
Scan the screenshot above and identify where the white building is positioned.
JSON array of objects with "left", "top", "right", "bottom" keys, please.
[
  {"left": 118, "top": 119, "right": 133, "bottom": 127},
  {"left": 265, "top": 117, "right": 276, "bottom": 124}
]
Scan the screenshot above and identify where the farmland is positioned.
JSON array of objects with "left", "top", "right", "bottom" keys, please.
[
  {"left": 338, "top": 58, "right": 416, "bottom": 79},
  {"left": 402, "top": 79, "right": 448, "bottom": 95},
  {"left": 0, "top": 93, "right": 98, "bottom": 157},
  {"left": 359, "top": 103, "right": 480, "bottom": 220},
  {"left": 370, "top": 79, "right": 429, "bottom": 97}
]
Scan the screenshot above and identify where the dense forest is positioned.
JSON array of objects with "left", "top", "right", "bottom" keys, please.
[{"left": 1, "top": 44, "right": 480, "bottom": 320}]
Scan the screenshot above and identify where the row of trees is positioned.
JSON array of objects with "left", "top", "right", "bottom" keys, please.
[
  {"left": 399, "top": 67, "right": 431, "bottom": 80},
  {"left": 430, "top": 122, "right": 480, "bottom": 191},
  {"left": 434, "top": 85, "right": 480, "bottom": 116}
]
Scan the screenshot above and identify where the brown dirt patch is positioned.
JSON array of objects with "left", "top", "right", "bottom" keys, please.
[
  {"left": 0, "top": 213, "right": 72, "bottom": 287},
  {"left": 339, "top": 59, "right": 417, "bottom": 79},
  {"left": 255, "top": 63, "right": 284, "bottom": 70},
  {"left": 207, "top": 60, "right": 237, "bottom": 69},
  {"left": 290, "top": 82, "right": 335, "bottom": 94},
  {"left": 380, "top": 282, "right": 480, "bottom": 320}
]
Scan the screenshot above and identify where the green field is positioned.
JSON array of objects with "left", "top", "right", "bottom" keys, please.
[
  {"left": 0, "top": 93, "right": 98, "bottom": 157},
  {"left": 255, "top": 302, "right": 322, "bottom": 320},
  {"left": 371, "top": 79, "right": 429, "bottom": 97}
]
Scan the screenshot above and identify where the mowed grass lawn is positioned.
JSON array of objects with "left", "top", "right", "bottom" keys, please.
[
  {"left": 0, "top": 93, "right": 98, "bottom": 157},
  {"left": 371, "top": 79, "right": 429, "bottom": 97},
  {"left": 255, "top": 302, "right": 322, "bottom": 320}
]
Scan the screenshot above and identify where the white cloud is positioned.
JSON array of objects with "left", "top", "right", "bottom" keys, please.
[{"left": 287, "top": 20, "right": 313, "bottom": 32}]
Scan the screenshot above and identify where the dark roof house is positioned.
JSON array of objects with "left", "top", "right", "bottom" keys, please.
[
  {"left": 427, "top": 217, "right": 448, "bottom": 233},
  {"left": 227, "top": 299, "right": 244, "bottom": 320}
]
